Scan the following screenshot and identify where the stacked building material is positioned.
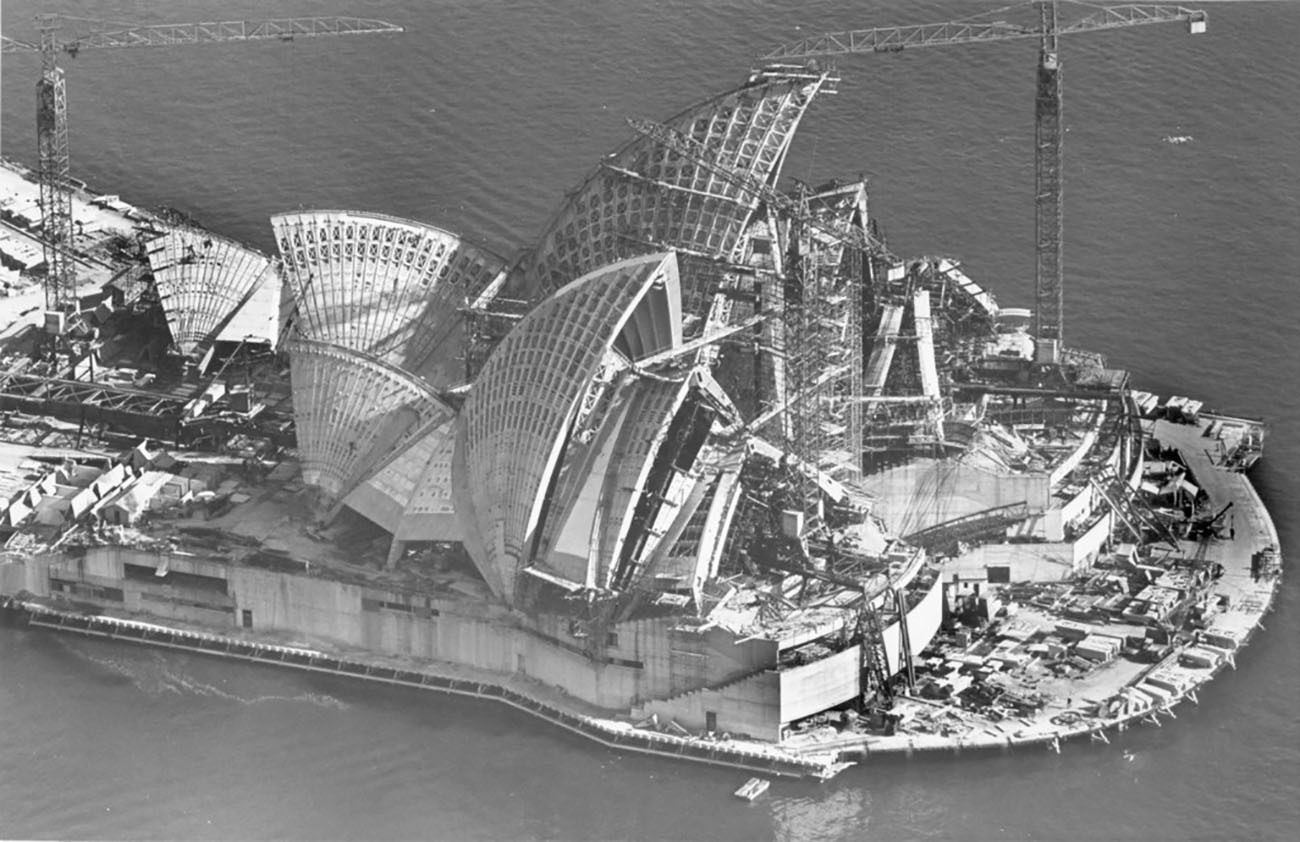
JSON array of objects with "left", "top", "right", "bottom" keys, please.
[{"left": 1074, "top": 633, "right": 1123, "bottom": 662}]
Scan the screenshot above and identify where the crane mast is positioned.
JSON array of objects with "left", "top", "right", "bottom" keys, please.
[
  {"left": 36, "top": 16, "right": 74, "bottom": 316},
  {"left": 5, "top": 13, "right": 404, "bottom": 334},
  {"left": 1035, "top": 0, "right": 1064, "bottom": 356},
  {"left": 761, "top": 1, "right": 1207, "bottom": 357}
]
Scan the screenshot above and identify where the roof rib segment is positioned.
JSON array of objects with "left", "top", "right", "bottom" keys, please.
[{"left": 520, "top": 69, "right": 832, "bottom": 311}]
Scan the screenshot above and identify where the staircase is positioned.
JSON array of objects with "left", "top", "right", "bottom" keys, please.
[{"left": 635, "top": 665, "right": 775, "bottom": 715}]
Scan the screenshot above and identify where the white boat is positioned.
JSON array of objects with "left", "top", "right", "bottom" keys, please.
[{"left": 734, "top": 777, "right": 771, "bottom": 801}]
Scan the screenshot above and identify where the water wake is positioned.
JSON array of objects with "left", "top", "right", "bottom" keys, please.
[{"left": 58, "top": 638, "right": 350, "bottom": 710}]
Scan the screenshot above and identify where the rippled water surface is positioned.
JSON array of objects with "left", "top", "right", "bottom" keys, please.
[{"left": 2, "top": 1, "right": 1298, "bottom": 839}]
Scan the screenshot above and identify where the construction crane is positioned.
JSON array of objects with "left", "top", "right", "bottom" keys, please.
[
  {"left": 761, "top": 1, "right": 1207, "bottom": 358},
  {"left": 1, "top": 14, "right": 404, "bottom": 333}
]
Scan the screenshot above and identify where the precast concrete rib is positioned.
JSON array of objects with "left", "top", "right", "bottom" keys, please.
[
  {"left": 272, "top": 210, "right": 509, "bottom": 391},
  {"left": 914, "top": 289, "right": 941, "bottom": 400},
  {"left": 520, "top": 70, "right": 833, "bottom": 309},
  {"left": 865, "top": 303, "right": 905, "bottom": 395}
]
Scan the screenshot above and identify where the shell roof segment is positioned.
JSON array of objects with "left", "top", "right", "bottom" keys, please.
[
  {"left": 520, "top": 69, "right": 831, "bottom": 308},
  {"left": 288, "top": 338, "right": 456, "bottom": 504},
  {"left": 342, "top": 417, "right": 460, "bottom": 542},
  {"left": 453, "top": 252, "right": 683, "bottom": 606},
  {"left": 272, "top": 210, "right": 509, "bottom": 390},
  {"left": 534, "top": 374, "right": 693, "bottom": 591},
  {"left": 145, "top": 228, "right": 278, "bottom": 357}
]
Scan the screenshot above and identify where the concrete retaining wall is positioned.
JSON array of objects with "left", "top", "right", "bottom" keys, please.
[
  {"left": 884, "top": 574, "right": 945, "bottom": 675},
  {"left": 780, "top": 646, "right": 859, "bottom": 722}
]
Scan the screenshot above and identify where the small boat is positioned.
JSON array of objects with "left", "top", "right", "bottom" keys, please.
[{"left": 734, "top": 777, "right": 771, "bottom": 801}]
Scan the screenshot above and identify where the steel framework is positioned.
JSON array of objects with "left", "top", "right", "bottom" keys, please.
[
  {"left": 0, "top": 371, "right": 295, "bottom": 447},
  {"left": 626, "top": 115, "right": 878, "bottom": 497}
]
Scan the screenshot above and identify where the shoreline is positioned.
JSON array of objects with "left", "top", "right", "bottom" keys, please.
[{"left": 1, "top": 599, "right": 846, "bottom": 780}]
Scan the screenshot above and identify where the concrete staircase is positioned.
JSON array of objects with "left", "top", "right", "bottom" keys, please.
[{"left": 633, "top": 665, "right": 774, "bottom": 716}]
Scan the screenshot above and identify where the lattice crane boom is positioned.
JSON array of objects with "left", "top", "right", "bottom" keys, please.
[
  {"left": 762, "top": 4, "right": 1205, "bottom": 60},
  {"left": 2, "top": 13, "right": 404, "bottom": 323},
  {"left": 761, "top": 1, "right": 1207, "bottom": 353},
  {"left": 38, "top": 16, "right": 405, "bottom": 51}
]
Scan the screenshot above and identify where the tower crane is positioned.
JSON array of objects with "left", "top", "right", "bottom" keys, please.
[
  {"left": 1, "top": 14, "right": 404, "bottom": 333},
  {"left": 761, "top": 1, "right": 1207, "bottom": 359}
]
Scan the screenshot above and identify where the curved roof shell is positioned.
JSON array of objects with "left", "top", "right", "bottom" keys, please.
[
  {"left": 272, "top": 210, "right": 509, "bottom": 390},
  {"left": 519, "top": 69, "right": 831, "bottom": 307},
  {"left": 289, "top": 339, "right": 455, "bottom": 503},
  {"left": 342, "top": 417, "right": 459, "bottom": 542},
  {"left": 453, "top": 252, "right": 682, "bottom": 605},
  {"left": 532, "top": 374, "right": 692, "bottom": 592},
  {"left": 145, "top": 229, "right": 278, "bottom": 356}
]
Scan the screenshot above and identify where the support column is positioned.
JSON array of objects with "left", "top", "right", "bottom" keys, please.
[{"left": 386, "top": 538, "right": 406, "bottom": 569}]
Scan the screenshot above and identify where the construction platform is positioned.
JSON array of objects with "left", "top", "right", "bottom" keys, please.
[
  {"left": 0, "top": 56, "right": 1283, "bottom": 783},
  {"left": 781, "top": 411, "right": 1280, "bottom": 760},
  {"left": 0, "top": 407, "right": 1278, "bottom": 780}
]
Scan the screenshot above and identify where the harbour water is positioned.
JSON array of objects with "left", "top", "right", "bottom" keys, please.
[{"left": 1, "top": 1, "right": 1297, "bottom": 838}]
